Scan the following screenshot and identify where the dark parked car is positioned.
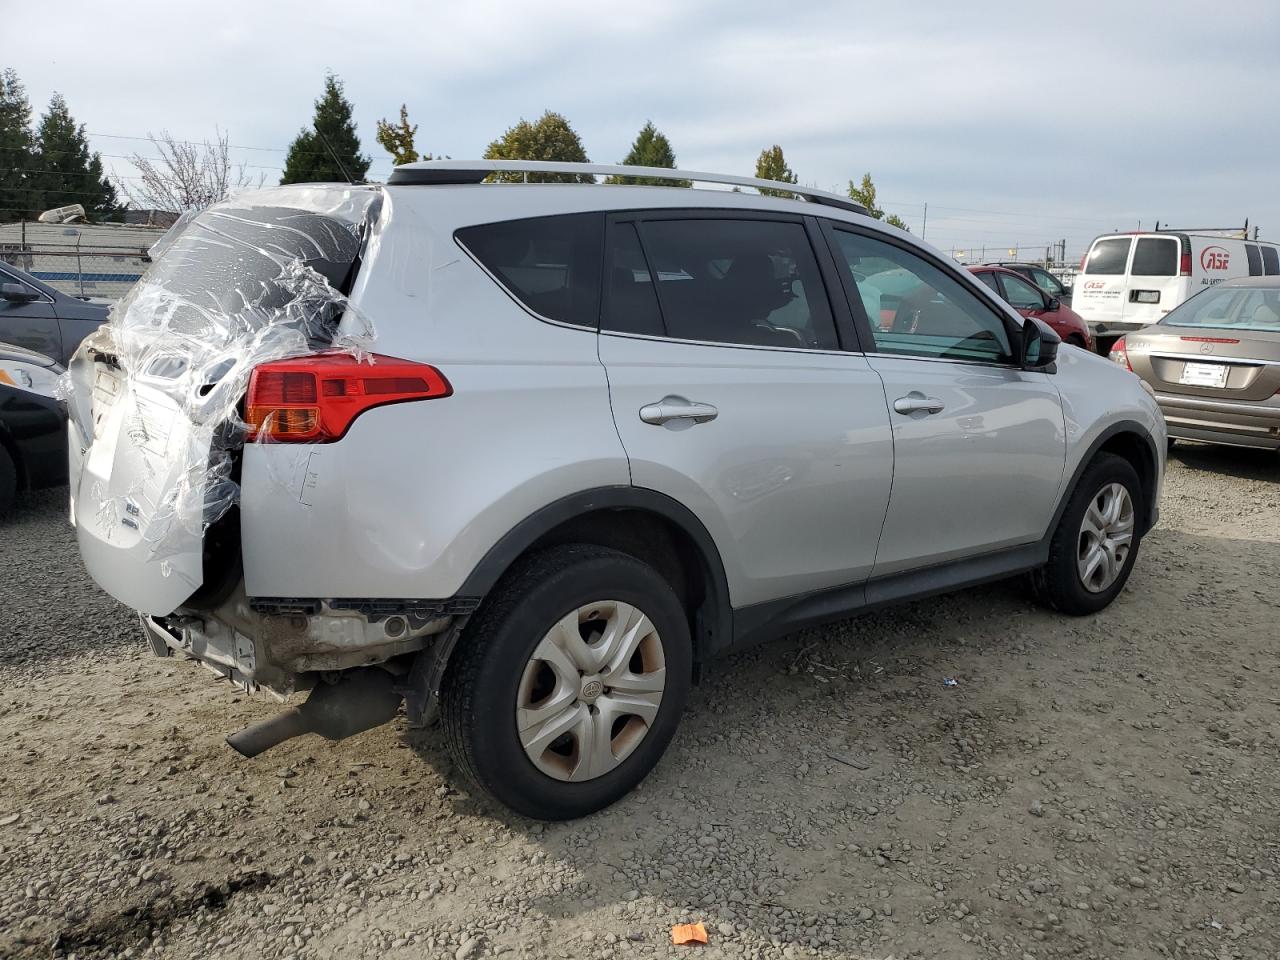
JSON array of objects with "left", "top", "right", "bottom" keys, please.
[
  {"left": 0, "top": 261, "right": 110, "bottom": 366},
  {"left": 985, "top": 262, "right": 1073, "bottom": 306},
  {"left": 969, "top": 265, "right": 1092, "bottom": 350},
  {"left": 0, "top": 343, "right": 67, "bottom": 517}
]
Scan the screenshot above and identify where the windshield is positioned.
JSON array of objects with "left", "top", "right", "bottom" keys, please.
[
  {"left": 1160, "top": 285, "right": 1280, "bottom": 333},
  {"left": 1027, "top": 268, "right": 1066, "bottom": 297}
]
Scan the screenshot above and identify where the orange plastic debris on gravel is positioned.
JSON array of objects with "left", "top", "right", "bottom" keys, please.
[{"left": 671, "top": 922, "right": 709, "bottom": 945}]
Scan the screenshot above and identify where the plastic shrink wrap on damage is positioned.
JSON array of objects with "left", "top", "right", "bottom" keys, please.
[{"left": 64, "top": 185, "right": 381, "bottom": 583}]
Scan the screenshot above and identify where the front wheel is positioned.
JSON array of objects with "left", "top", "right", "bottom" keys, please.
[
  {"left": 441, "top": 544, "right": 692, "bottom": 820},
  {"left": 1031, "top": 452, "right": 1144, "bottom": 615}
]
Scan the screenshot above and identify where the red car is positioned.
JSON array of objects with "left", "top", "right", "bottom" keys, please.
[{"left": 968, "top": 265, "right": 1093, "bottom": 351}]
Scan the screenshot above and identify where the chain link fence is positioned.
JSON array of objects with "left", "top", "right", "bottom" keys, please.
[{"left": 0, "top": 221, "right": 169, "bottom": 302}]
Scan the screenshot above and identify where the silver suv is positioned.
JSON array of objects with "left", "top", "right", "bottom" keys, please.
[{"left": 67, "top": 161, "right": 1165, "bottom": 819}]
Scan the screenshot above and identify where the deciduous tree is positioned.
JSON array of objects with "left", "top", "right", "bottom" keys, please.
[
  {"left": 376, "top": 105, "right": 423, "bottom": 166},
  {"left": 847, "top": 172, "right": 909, "bottom": 230},
  {"left": 116, "top": 130, "right": 263, "bottom": 213},
  {"left": 483, "top": 112, "right": 593, "bottom": 183},
  {"left": 753, "top": 145, "right": 797, "bottom": 198}
]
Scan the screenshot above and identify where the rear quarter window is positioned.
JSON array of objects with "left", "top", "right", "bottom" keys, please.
[
  {"left": 1245, "top": 244, "right": 1263, "bottom": 277},
  {"left": 456, "top": 213, "right": 604, "bottom": 327},
  {"left": 1084, "top": 238, "right": 1131, "bottom": 275},
  {"left": 1262, "top": 246, "right": 1280, "bottom": 276}
]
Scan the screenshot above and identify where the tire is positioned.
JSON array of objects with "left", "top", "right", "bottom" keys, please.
[
  {"left": 441, "top": 544, "right": 692, "bottom": 820},
  {"left": 0, "top": 445, "right": 16, "bottom": 520},
  {"left": 1031, "top": 452, "right": 1143, "bottom": 615}
]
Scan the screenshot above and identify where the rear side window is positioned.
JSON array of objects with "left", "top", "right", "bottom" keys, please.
[
  {"left": 1084, "top": 238, "right": 1131, "bottom": 275},
  {"left": 457, "top": 213, "right": 603, "bottom": 327},
  {"left": 1245, "top": 244, "right": 1263, "bottom": 277},
  {"left": 974, "top": 271, "right": 1001, "bottom": 294},
  {"left": 605, "top": 218, "right": 838, "bottom": 350},
  {"left": 605, "top": 223, "right": 664, "bottom": 336},
  {"left": 1028, "top": 267, "right": 1067, "bottom": 298},
  {"left": 1262, "top": 246, "right": 1280, "bottom": 276}
]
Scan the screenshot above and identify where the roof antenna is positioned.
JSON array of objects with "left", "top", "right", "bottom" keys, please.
[{"left": 317, "top": 129, "right": 356, "bottom": 184}]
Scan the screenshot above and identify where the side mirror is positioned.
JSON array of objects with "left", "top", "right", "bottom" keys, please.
[
  {"left": 1020, "top": 316, "right": 1060, "bottom": 371},
  {"left": 0, "top": 282, "right": 39, "bottom": 303},
  {"left": 1045, "top": 296, "right": 1060, "bottom": 311}
]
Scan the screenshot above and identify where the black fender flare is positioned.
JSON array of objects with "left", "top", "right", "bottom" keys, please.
[
  {"left": 457, "top": 485, "right": 734, "bottom": 658},
  {"left": 1047, "top": 420, "right": 1161, "bottom": 539}
]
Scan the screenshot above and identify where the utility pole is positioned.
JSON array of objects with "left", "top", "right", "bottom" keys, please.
[{"left": 921, "top": 203, "right": 927, "bottom": 240}]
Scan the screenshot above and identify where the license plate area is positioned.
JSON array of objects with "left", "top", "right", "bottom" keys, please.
[{"left": 1180, "top": 361, "right": 1229, "bottom": 388}]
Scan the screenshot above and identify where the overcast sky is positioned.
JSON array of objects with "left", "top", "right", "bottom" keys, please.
[{"left": 8, "top": 0, "right": 1278, "bottom": 258}]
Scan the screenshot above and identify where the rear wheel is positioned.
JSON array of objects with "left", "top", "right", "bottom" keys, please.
[
  {"left": 1031, "top": 453, "right": 1143, "bottom": 615},
  {"left": 441, "top": 544, "right": 691, "bottom": 820},
  {"left": 0, "top": 446, "right": 16, "bottom": 520}
]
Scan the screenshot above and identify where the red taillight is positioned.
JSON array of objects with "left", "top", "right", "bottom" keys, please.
[
  {"left": 1108, "top": 336, "right": 1132, "bottom": 371},
  {"left": 245, "top": 353, "right": 451, "bottom": 443},
  {"left": 1179, "top": 253, "right": 1192, "bottom": 276}
]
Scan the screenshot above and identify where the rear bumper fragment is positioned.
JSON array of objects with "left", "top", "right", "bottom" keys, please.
[
  {"left": 1155, "top": 391, "right": 1280, "bottom": 449},
  {"left": 142, "top": 586, "right": 457, "bottom": 696}
]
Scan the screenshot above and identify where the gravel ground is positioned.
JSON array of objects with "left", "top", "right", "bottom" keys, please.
[{"left": 1, "top": 444, "right": 1278, "bottom": 960}]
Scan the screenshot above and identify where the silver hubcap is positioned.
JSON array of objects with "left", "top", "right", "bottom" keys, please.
[
  {"left": 1077, "top": 482, "right": 1135, "bottom": 593},
  {"left": 516, "top": 601, "right": 666, "bottom": 782}
]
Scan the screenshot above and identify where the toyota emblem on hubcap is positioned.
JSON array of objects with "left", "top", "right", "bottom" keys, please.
[{"left": 581, "top": 679, "right": 603, "bottom": 701}]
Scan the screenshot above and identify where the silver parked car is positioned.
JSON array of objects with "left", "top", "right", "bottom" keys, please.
[{"left": 66, "top": 162, "right": 1165, "bottom": 819}]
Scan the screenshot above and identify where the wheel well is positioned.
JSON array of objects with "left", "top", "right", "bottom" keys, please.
[
  {"left": 0, "top": 429, "right": 23, "bottom": 491},
  {"left": 1097, "top": 431, "right": 1157, "bottom": 531},
  {"left": 499, "top": 507, "right": 718, "bottom": 663}
]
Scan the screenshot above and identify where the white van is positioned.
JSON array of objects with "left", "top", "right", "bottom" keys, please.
[{"left": 1073, "top": 230, "right": 1280, "bottom": 341}]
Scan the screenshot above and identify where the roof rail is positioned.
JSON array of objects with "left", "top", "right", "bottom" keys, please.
[
  {"left": 387, "top": 160, "right": 871, "bottom": 216},
  {"left": 1154, "top": 219, "right": 1252, "bottom": 239}
]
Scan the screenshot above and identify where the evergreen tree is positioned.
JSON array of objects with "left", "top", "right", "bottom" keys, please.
[
  {"left": 0, "top": 69, "right": 37, "bottom": 221},
  {"left": 847, "top": 172, "right": 909, "bottom": 230},
  {"left": 280, "top": 74, "right": 371, "bottom": 184},
  {"left": 483, "top": 112, "right": 593, "bottom": 183},
  {"left": 33, "top": 93, "right": 117, "bottom": 219},
  {"left": 376, "top": 104, "right": 423, "bottom": 166},
  {"left": 753, "top": 145, "right": 797, "bottom": 198},
  {"left": 605, "top": 121, "right": 689, "bottom": 186}
]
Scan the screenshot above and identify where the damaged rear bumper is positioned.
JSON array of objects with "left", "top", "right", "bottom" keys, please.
[{"left": 141, "top": 585, "right": 475, "bottom": 697}]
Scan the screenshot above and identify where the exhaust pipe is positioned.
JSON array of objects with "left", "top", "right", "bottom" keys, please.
[{"left": 226, "top": 668, "right": 403, "bottom": 758}]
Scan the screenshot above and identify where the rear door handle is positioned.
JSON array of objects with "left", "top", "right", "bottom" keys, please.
[
  {"left": 893, "top": 392, "right": 946, "bottom": 416},
  {"left": 639, "top": 396, "right": 719, "bottom": 426}
]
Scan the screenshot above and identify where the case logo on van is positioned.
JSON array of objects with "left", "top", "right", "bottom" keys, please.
[
  {"left": 1201, "top": 247, "right": 1230, "bottom": 271},
  {"left": 1083, "top": 280, "right": 1107, "bottom": 290}
]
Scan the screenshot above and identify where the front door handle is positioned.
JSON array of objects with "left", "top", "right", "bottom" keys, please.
[
  {"left": 639, "top": 396, "right": 719, "bottom": 426},
  {"left": 893, "top": 392, "right": 946, "bottom": 416}
]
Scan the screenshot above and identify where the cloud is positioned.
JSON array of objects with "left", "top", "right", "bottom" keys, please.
[{"left": 8, "top": 0, "right": 1277, "bottom": 253}]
